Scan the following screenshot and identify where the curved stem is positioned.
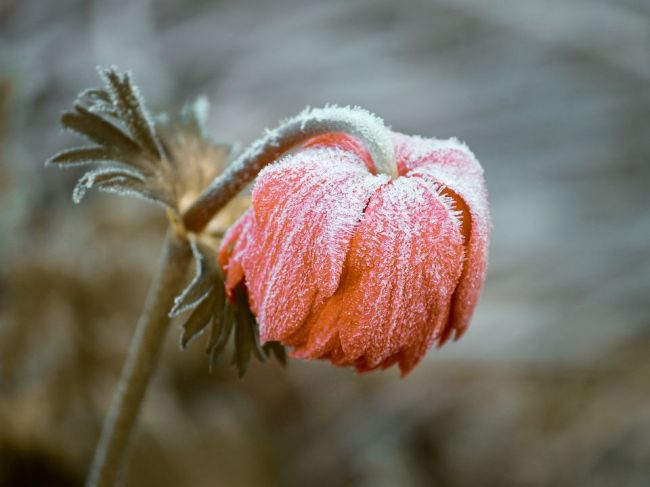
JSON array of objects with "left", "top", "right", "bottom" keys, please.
[
  {"left": 182, "top": 106, "right": 396, "bottom": 233},
  {"left": 87, "top": 230, "right": 192, "bottom": 487},
  {"left": 86, "top": 105, "right": 395, "bottom": 485}
]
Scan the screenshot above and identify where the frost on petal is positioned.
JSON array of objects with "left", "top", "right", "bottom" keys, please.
[
  {"left": 228, "top": 146, "right": 389, "bottom": 343},
  {"left": 290, "top": 176, "right": 465, "bottom": 375},
  {"left": 399, "top": 134, "right": 491, "bottom": 342},
  {"left": 219, "top": 210, "right": 255, "bottom": 302},
  {"left": 219, "top": 129, "right": 489, "bottom": 376},
  {"left": 303, "top": 133, "right": 374, "bottom": 173}
]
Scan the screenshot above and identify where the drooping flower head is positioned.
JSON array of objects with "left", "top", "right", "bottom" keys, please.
[{"left": 219, "top": 131, "right": 490, "bottom": 375}]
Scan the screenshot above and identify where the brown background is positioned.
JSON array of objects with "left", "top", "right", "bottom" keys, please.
[{"left": 1, "top": 1, "right": 649, "bottom": 486}]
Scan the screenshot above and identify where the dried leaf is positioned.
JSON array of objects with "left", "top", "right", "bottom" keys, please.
[
  {"left": 49, "top": 66, "right": 234, "bottom": 214},
  {"left": 205, "top": 288, "right": 226, "bottom": 353},
  {"left": 233, "top": 318, "right": 252, "bottom": 377},
  {"left": 263, "top": 341, "right": 287, "bottom": 366},
  {"left": 72, "top": 166, "right": 144, "bottom": 204},
  {"left": 234, "top": 289, "right": 264, "bottom": 362},
  {"left": 170, "top": 240, "right": 220, "bottom": 317},
  {"left": 96, "top": 181, "right": 172, "bottom": 207},
  {"left": 208, "top": 302, "right": 235, "bottom": 373},
  {"left": 46, "top": 146, "right": 119, "bottom": 167},
  {"left": 180, "top": 291, "right": 217, "bottom": 350},
  {"left": 61, "top": 105, "right": 140, "bottom": 155},
  {"left": 78, "top": 88, "right": 112, "bottom": 104},
  {"left": 231, "top": 287, "right": 266, "bottom": 377},
  {"left": 101, "top": 68, "right": 162, "bottom": 159}
]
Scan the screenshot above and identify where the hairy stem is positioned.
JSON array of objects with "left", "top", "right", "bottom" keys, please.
[
  {"left": 182, "top": 106, "right": 396, "bottom": 233},
  {"left": 87, "top": 230, "right": 192, "bottom": 487},
  {"left": 86, "top": 106, "right": 395, "bottom": 485}
]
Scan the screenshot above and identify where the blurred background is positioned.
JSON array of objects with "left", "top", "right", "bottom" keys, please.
[{"left": 1, "top": 0, "right": 649, "bottom": 485}]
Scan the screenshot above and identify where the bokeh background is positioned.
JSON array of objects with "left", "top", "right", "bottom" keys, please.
[{"left": 1, "top": 0, "right": 649, "bottom": 486}]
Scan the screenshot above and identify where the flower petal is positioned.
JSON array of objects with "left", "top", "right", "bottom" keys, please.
[
  {"left": 231, "top": 146, "right": 389, "bottom": 343},
  {"left": 219, "top": 210, "right": 254, "bottom": 301},
  {"left": 303, "top": 133, "right": 375, "bottom": 173},
  {"left": 398, "top": 134, "right": 491, "bottom": 342},
  {"left": 291, "top": 176, "right": 465, "bottom": 374}
]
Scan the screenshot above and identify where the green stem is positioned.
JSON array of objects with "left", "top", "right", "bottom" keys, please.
[{"left": 87, "top": 230, "right": 192, "bottom": 487}]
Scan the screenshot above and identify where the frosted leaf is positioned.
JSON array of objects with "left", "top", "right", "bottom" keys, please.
[
  {"left": 232, "top": 288, "right": 264, "bottom": 377},
  {"left": 208, "top": 300, "right": 233, "bottom": 354},
  {"left": 60, "top": 105, "right": 141, "bottom": 156},
  {"left": 179, "top": 289, "right": 218, "bottom": 349},
  {"left": 72, "top": 166, "right": 144, "bottom": 204},
  {"left": 100, "top": 67, "right": 163, "bottom": 159},
  {"left": 49, "top": 66, "right": 230, "bottom": 214},
  {"left": 171, "top": 239, "right": 219, "bottom": 317},
  {"left": 173, "top": 237, "right": 284, "bottom": 374},
  {"left": 46, "top": 146, "right": 120, "bottom": 167},
  {"left": 77, "top": 88, "right": 112, "bottom": 105}
]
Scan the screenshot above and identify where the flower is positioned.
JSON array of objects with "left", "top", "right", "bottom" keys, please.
[{"left": 219, "top": 132, "right": 490, "bottom": 375}]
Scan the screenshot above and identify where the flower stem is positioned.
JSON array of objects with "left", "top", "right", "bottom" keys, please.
[
  {"left": 87, "top": 106, "right": 396, "bottom": 485},
  {"left": 87, "top": 229, "right": 192, "bottom": 487},
  {"left": 182, "top": 106, "right": 396, "bottom": 233}
]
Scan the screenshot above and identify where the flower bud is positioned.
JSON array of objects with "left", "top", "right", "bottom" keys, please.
[{"left": 219, "top": 132, "right": 490, "bottom": 375}]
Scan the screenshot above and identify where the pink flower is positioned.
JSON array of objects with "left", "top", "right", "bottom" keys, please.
[{"left": 219, "top": 132, "right": 490, "bottom": 375}]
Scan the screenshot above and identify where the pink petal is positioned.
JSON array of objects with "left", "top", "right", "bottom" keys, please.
[
  {"left": 219, "top": 210, "right": 254, "bottom": 300},
  {"left": 291, "top": 176, "right": 465, "bottom": 374},
  {"left": 235, "top": 146, "right": 389, "bottom": 343},
  {"left": 397, "top": 134, "right": 491, "bottom": 342}
]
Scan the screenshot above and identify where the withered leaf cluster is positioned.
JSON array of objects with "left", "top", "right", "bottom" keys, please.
[
  {"left": 173, "top": 239, "right": 285, "bottom": 377},
  {"left": 47, "top": 67, "right": 229, "bottom": 214}
]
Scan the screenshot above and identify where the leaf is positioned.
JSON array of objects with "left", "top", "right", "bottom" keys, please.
[
  {"left": 233, "top": 316, "right": 252, "bottom": 378},
  {"left": 46, "top": 146, "right": 119, "bottom": 167},
  {"left": 173, "top": 241, "right": 272, "bottom": 376},
  {"left": 98, "top": 181, "right": 172, "bottom": 207},
  {"left": 72, "top": 166, "right": 144, "bottom": 204},
  {"left": 72, "top": 166, "right": 171, "bottom": 207},
  {"left": 234, "top": 289, "right": 264, "bottom": 362},
  {"left": 180, "top": 291, "right": 217, "bottom": 350},
  {"left": 101, "top": 68, "right": 162, "bottom": 159},
  {"left": 77, "top": 88, "right": 112, "bottom": 104},
  {"left": 208, "top": 301, "right": 235, "bottom": 373},
  {"left": 78, "top": 89, "right": 117, "bottom": 117},
  {"left": 49, "top": 66, "right": 216, "bottom": 211},
  {"left": 263, "top": 341, "right": 287, "bottom": 366},
  {"left": 231, "top": 287, "right": 266, "bottom": 377},
  {"left": 170, "top": 240, "right": 220, "bottom": 317},
  {"left": 88, "top": 103, "right": 119, "bottom": 118},
  {"left": 61, "top": 105, "right": 140, "bottom": 156},
  {"left": 204, "top": 287, "right": 226, "bottom": 354}
]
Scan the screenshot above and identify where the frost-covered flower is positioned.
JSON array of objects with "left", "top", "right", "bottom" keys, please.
[{"left": 219, "top": 132, "right": 490, "bottom": 375}]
